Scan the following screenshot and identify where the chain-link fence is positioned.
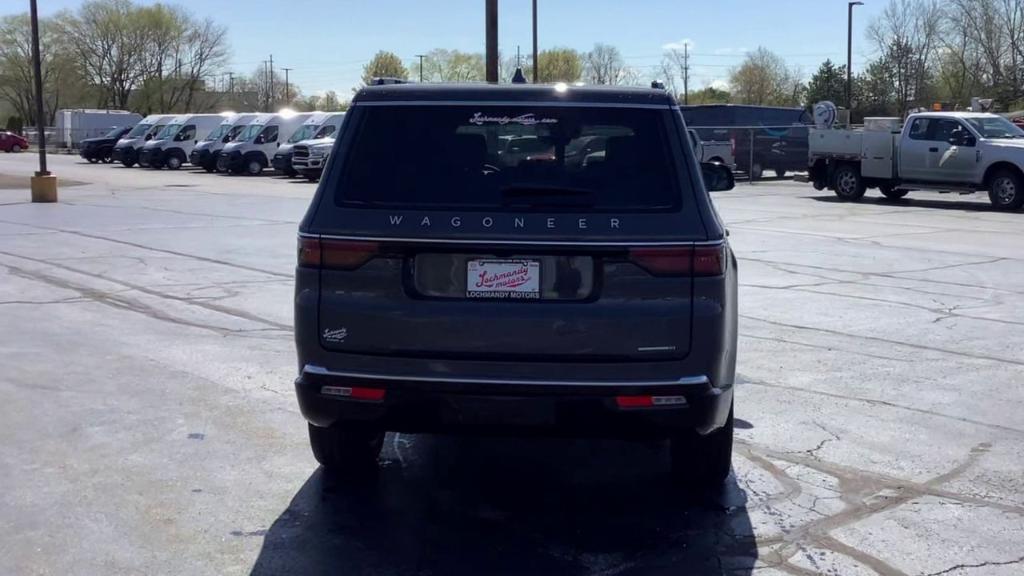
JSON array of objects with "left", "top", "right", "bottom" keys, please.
[
  {"left": 22, "top": 127, "right": 119, "bottom": 151},
  {"left": 689, "top": 124, "right": 812, "bottom": 183}
]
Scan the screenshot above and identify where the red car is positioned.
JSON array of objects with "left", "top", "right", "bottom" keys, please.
[
  {"left": 0, "top": 132, "right": 28, "bottom": 153},
  {"left": 1012, "top": 117, "right": 1024, "bottom": 130}
]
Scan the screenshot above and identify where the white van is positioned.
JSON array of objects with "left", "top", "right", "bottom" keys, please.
[
  {"left": 111, "top": 114, "right": 175, "bottom": 167},
  {"left": 189, "top": 113, "right": 258, "bottom": 173},
  {"left": 138, "top": 114, "right": 227, "bottom": 170},
  {"left": 217, "top": 111, "right": 313, "bottom": 175},
  {"left": 271, "top": 112, "right": 346, "bottom": 176}
]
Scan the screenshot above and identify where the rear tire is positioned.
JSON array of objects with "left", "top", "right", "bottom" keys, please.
[
  {"left": 670, "top": 405, "right": 734, "bottom": 491},
  {"left": 833, "top": 164, "right": 866, "bottom": 201},
  {"left": 87, "top": 157, "right": 99, "bottom": 164},
  {"left": 988, "top": 169, "right": 1024, "bottom": 210},
  {"left": 308, "top": 423, "right": 384, "bottom": 474},
  {"left": 12, "top": 144, "right": 22, "bottom": 153},
  {"left": 880, "top": 185, "right": 908, "bottom": 199}
]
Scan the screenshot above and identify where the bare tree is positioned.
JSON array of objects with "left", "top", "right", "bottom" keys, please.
[
  {"left": 584, "top": 43, "right": 627, "bottom": 85},
  {"left": 728, "top": 47, "right": 804, "bottom": 106},
  {"left": 422, "top": 49, "right": 485, "bottom": 82},
  {"left": 0, "top": 12, "right": 83, "bottom": 124},
  {"left": 868, "top": 0, "right": 943, "bottom": 115}
]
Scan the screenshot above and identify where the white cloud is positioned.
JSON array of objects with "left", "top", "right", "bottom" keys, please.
[
  {"left": 709, "top": 79, "right": 730, "bottom": 91},
  {"left": 662, "top": 38, "right": 695, "bottom": 51}
]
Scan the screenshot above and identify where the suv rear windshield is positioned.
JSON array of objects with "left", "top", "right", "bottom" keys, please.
[{"left": 334, "top": 105, "right": 684, "bottom": 212}]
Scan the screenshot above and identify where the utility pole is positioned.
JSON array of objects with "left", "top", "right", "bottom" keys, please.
[
  {"left": 262, "top": 60, "right": 269, "bottom": 110},
  {"left": 28, "top": 0, "right": 55, "bottom": 202},
  {"left": 532, "top": 0, "right": 538, "bottom": 83},
  {"left": 282, "top": 67, "right": 292, "bottom": 104},
  {"left": 683, "top": 43, "right": 690, "bottom": 105},
  {"left": 485, "top": 0, "right": 498, "bottom": 83},
  {"left": 847, "top": 1, "right": 863, "bottom": 113},
  {"left": 269, "top": 54, "right": 275, "bottom": 110},
  {"left": 228, "top": 72, "right": 234, "bottom": 94},
  {"left": 415, "top": 54, "right": 426, "bottom": 82}
]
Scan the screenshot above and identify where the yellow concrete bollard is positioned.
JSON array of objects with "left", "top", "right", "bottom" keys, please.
[{"left": 30, "top": 174, "right": 57, "bottom": 203}]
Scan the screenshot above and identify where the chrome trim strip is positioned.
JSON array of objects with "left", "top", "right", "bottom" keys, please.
[
  {"left": 353, "top": 101, "right": 673, "bottom": 110},
  {"left": 303, "top": 364, "right": 709, "bottom": 388},
  {"left": 298, "top": 232, "right": 724, "bottom": 248}
]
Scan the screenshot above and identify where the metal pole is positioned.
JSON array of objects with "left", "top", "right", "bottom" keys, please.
[
  {"left": 485, "top": 0, "right": 498, "bottom": 83},
  {"left": 415, "top": 54, "right": 426, "bottom": 82},
  {"left": 683, "top": 43, "right": 689, "bottom": 105},
  {"left": 29, "top": 0, "right": 47, "bottom": 175},
  {"left": 532, "top": 0, "right": 538, "bottom": 83},
  {"left": 847, "top": 2, "right": 862, "bottom": 112},
  {"left": 282, "top": 67, "right": 292, "bottom": 104},
  {"left": 749, "top": 129, "right": 755, "bottom": 185}
]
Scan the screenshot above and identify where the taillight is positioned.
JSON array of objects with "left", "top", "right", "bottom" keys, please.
[
  {"left": 628, "top": 245, "right": 725, "bottom": 277},
  {"left": 297, "top": 237, "right": 380, "bottom": 270}
]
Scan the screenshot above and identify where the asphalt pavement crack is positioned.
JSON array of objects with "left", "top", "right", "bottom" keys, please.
[{"left": 921, "top": 554, "right": 1024, "bottom": 576}]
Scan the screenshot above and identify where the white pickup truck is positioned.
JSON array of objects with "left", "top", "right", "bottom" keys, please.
[{"left": 808, "top": 112, "right": 1024, "bottom": 210}]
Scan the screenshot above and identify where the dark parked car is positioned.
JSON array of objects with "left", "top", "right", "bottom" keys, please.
[
  {"left": 682, "top": 104, "right": 812, "bottom": 179},
  {"left": 78, "top": 126, "right": 133, "bottom": 164},
  {"left": 294, "top": 83, "right": 738, "bottom": 489},
  {"left": 0, "top": 131, "right": 28, "bottom": 153}
]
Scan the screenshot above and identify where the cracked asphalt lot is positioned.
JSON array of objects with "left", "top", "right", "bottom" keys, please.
[{"left": 1, "top": 154, "right": 1022, "bottom": 576}]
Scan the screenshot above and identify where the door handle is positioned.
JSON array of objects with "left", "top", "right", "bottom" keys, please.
[{"left": 929, "top": 147, "right": 939, "bottom": 152}]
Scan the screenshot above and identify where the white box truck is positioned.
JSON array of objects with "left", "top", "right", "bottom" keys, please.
[
  {"left": 137, "top": 113, "right": 227, "bottom": 169},
  {"left": 807, "top": 112, "right": 1024, "bottom": 210},
  {"left": 189, "top": 113, "right": 258, "bottom": 173},
  {"left": 217, "top": 111, "right": 312, "bottom": 175},
  {"left": 111, "top": 114, "right": 176, "bottom": 167},
  {"left": 271, "top": 112, "right": 346, "bottom": 176},
  {"left": 54, "top": 109, "right": 143, "bottom": 149}
]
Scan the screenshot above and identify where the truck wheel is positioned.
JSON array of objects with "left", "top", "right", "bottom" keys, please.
[
  {"left": 988, "top": 169, "right": 1024, "bottom": 210},
  {"left": 165, "top": 153, "right": 183, "bottom": 170},
  {"left": 833, "top": 164, "right": 866, "bottom": 201},
  {"left": 749, "top": 163, "right": 763, "bottom": 180},
  {"left": 670, "top": 405, "right": 733, "bottom": 491},
  {"left": 880, "top": 185, "right": 908, "bottom": 199},
  {"left": 87, "top": 157, "right": 99, "bottom": 164},
  {"left": 101, "top": 151, "right": 113, "bottom": 164},
  {"left": 246, "top": 158, "right": 264, "bottom": 176},
  {"left": 308, "top": 423, "right": 384, "bottom": 474}
]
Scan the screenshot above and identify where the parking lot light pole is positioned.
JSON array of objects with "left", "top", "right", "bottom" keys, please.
[
  {"left": 29, "top": 0, "right": 56, "bottom": 203},
  {"left": 847, "top": 1, "right": 863, "bottom": 113},
  {"left": 485, "top": 0, "right": 498, "bottom": 83}
]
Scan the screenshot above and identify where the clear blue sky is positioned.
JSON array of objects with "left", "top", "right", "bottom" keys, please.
[{"left": 8, "top": 0, "right": 886, "bottom": 97}]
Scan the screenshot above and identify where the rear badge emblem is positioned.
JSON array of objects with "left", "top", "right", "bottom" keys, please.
[{"left": 323, "top": 328, "right": 348, "bottom": 343}]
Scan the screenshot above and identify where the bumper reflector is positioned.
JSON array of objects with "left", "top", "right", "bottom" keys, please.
[
  {"left": 616, "top": 395, "right": 688, "bottom": 408},
  {"left": 321, "top": 386, "right": 386, "bottom": 402}
]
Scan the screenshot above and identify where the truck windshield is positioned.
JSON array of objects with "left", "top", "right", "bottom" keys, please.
[
  {"left": 237, "top": 123, "right": 264, "bottom": 142},
  {"left": 102, "top": 127, "right": 124, "bottom": 139},
  {"left": 146, "top": 124, "right": 167, "bottom": 138},
  {"left": 965, "top": 117, "right": 1024, "bottom": 139},
  {"left": 288, "top": 124, "right": 318, "bottom": 143},
  {"left": 156, "top": 124, "right": 182, "bottom": 140},
  {"left": 204, "top": 124, "right": 231, "bottom": 141},
  {"left": 126, "top": 123, "right": 153, "bottom": 138},
  {"left": 335, "top": 105, "right": 683, "bottom": 212}
]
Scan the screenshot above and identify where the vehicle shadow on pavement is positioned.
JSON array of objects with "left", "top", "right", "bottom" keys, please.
[
  {"left": 250, "top": 434, "right": 757, "bottom": 576},
  {"left": 809, "top": 194, "right": 1004, "bottom": 212}
]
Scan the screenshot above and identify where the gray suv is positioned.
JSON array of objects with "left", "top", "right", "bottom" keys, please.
[{"left": 294, "top": 83, "right": 738, "bottom": 488}]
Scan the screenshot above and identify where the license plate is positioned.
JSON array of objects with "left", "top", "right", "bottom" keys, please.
[{"left": 466, "top": 259, "right": 541, "bottom": 299}]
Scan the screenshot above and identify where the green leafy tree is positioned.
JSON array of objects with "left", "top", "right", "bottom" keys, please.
[
  {"left": 361, "top": 51, "right": 409, "bottom": 86},
  {"left": 536, "top": 48, "right": 583, "bottom": 83},
  {"left": 422, "top": 49, "right": 484, "bottom": 82},
  {"left": 728, "top": 47, "right": 804, "bottom": 106},
  {"left": 689, "top": 86, "right": 731, "bottom": 104},
  {"left": 805, "top": 59, "right": 848, "bottom": 108}
]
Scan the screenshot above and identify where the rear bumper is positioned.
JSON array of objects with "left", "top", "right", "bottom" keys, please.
[{"left": 295, "top": 365, "right": 733, "bottom": 438}]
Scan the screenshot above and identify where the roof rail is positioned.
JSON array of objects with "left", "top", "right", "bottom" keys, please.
[
  {"left": 651, "top": 80, "right": 666, "bottom": 90},
  {"left": 371, "top": 77, "right": 408, "bottom": 86}
]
